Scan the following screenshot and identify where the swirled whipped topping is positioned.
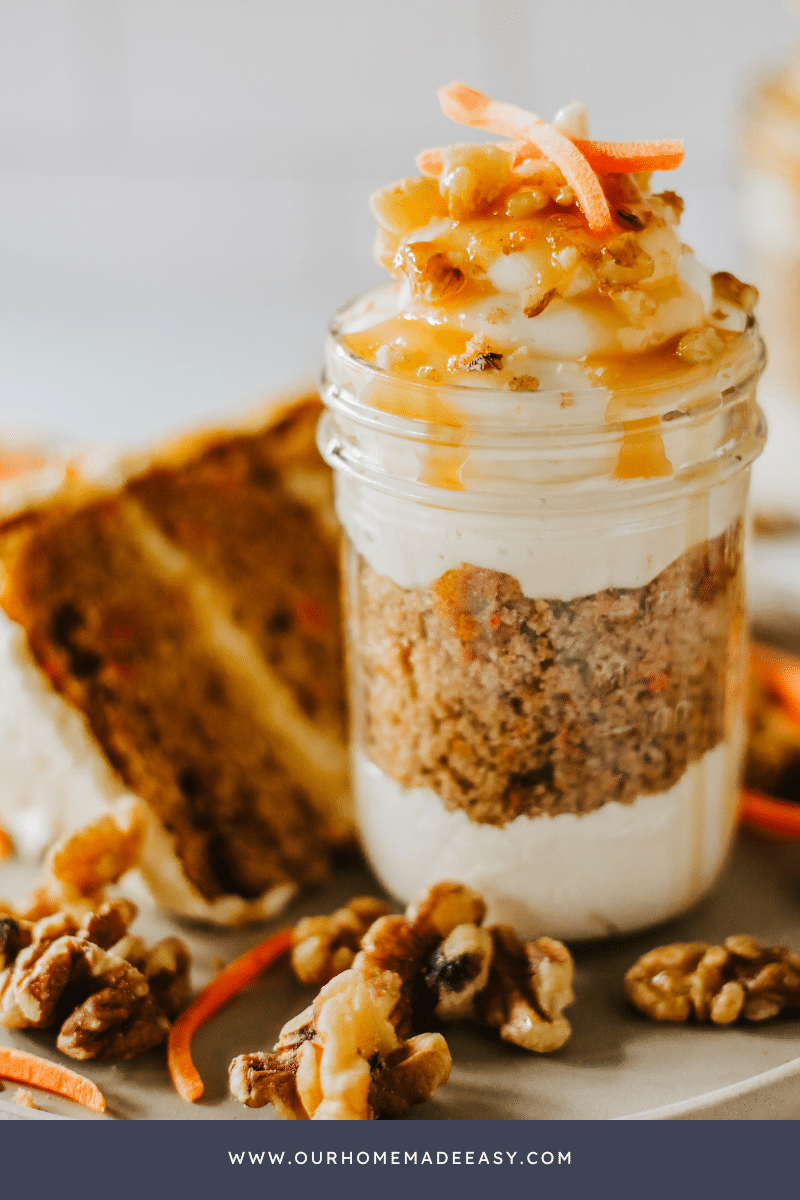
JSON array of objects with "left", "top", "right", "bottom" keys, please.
[{"left": 344, "top": 88, "right": 757, "bottom": 394}]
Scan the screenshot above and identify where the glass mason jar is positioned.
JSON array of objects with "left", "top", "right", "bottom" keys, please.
[
  {"left": 319, "top": 290, "right": 766, "bottom": 940},
  {"left": 741, "top": 66, "right": 800, "bottom": 517}
]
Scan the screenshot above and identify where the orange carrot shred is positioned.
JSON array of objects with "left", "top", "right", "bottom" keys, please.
[
  {"left": 740, "top": 789, "right": 800, "bottom": 840},
  {"left": 0, "top": 1047, "right": 106, "bottom": 1112},
  {"left": 437, "top": 83, "right": 614, "bottom": 236},
  {"left": 417, "top": 138, "right": 683, "bottom": 178},
  {"left": 168, "top": 926, "right": 293, "bottom": 1102},
  {"left": 750, "top": 641, "right": 800, "bottom": 727},
  {"left": 572, "top": 138, "right": 684, "bottom": 173}
]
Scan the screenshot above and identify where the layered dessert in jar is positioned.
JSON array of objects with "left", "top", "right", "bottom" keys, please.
[{"left": 320, "top": 85, "right": 765, "bottom": 939}]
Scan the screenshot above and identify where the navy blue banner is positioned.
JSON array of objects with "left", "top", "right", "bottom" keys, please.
[{"left": 1, "top": 1119, "right": 796, "bottom": 1200}]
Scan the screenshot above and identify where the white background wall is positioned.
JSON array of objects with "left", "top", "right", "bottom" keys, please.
[{"left": 0, "top": 0, "right": 796, "bottom": 446}]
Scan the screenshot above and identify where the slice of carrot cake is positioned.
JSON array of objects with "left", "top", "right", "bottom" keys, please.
[{"left": 0, "top": 394, "right": 351, "bottom": 924}]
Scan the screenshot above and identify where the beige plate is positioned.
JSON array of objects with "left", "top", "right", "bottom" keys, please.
[{"left": 1, "top": 833, "right": 800, "bottom": 1121}]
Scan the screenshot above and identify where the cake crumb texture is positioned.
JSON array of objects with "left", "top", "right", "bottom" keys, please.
[{"left": 354, "top": 521, "right": 743, "bottom": 825}]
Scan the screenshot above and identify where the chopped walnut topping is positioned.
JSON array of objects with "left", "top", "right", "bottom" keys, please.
[
  {"left": 504, "top": 188, "right": 548, "bottom": 220},
  {"left": 0, "top": 898, "right": 190, "bottom": 1059},
  {"left": 711, "top": 271, "right": 758, "bottom": 316},
  {"left": 448, "top": 335, "right": 503, "bottom": 373},
  {"left": 369, "top": 176, "right": 449, "bottom": 236},
  {"left": 597, "top": 233, "right": 654, "bottom": 286},
  {"left": 439, "top": 143, "right": 514, "bottom": 220},
  {"left": 625, "top": 935, "right": 800, "bottom": 1024},
  {"left": 653, "top": 190, "right": 684, "bottom": 221},
  {"left": 394, "top": 241, "right": 465, "bottom": 303},
  {"left": 292, "top": 896, "right": 391, "bottom": 986},
  {"left": 508, "top": 375, "right": 540, "bottom": 392},
  {"left": 609, "top": 287, "right": 658, "bottom": 328},
  {"left": 523, "top": 287, "right": 559, "bottom": 319},
  {"left": 615, "top": 207, "right": 647, "bottom": 230},
  {"left": 675, "top": 326, "right": 726, "bottom": 366}
]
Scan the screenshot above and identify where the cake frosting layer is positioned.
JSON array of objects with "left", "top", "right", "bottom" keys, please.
[{"left": 354, "top": 739, "right": 740, "bottom": 941}]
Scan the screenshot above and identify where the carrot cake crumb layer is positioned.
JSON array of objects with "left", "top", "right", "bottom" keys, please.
[
  {"left": 354, "top": 521, "right": 744, "bottom": 825},
  {"left": 127, "top": 402, "right": 346, "bottom": 739}
]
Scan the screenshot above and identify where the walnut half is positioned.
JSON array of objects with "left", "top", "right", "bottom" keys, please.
[
  {"left": 625, "top": 935, "right": 800, "bottom": 1024},
  {"left": 291, "top": 896, "right": 391, "bottom": 986},
  {"left": 0, "top": 899, "right": 191, "bottom": 1059},
  {"left": 230, "top": 968, "right": 451, "bottom": 1120},
  {"left": 476, "top": 927, "right": 575, "bottom": 1052}
]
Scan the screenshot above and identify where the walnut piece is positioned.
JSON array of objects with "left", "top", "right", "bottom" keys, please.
[
  {"left": 711, "top": 271, "right": 758, "bottom": 315},
  {"left": 301, "top": 881, "right": 574, "bottom": 1048},
  {"left": 230, "top": 968, "right": 451, "bottom": 1120},
  {"left": 423, "top": 924, "right": 493, "bottom": 1020},
  {"left": 406, "top": 881, "right": 486, "bottom": 943},
  {"left": 18, "top": 804, "right": 145, "bottom": 922},
  {"left": 292, "top": 896, "right": 390, "bottom": 986},
  {"left": 476, "top": 927, "right": 575, "bottom": 1052},
  {"left": 394, "top": 241, "right": 465, "bottom": 303},
  {"left": 596, "top": 233, "right": 654, "bottom": 286},
  {"left": 625, "top": 935, "right": 800, "bottom": 1023},
  {"left": 233, "top": 880, "right": 576, "bottom": 1120},
  {"left": 675, "top": 326, "right": 726, "bottom": 366},
  {"left": 439, "top": 143, "right": 514, "bottom": 220},
  {"left": 0, "top": 899, "right": 191, "bottom": 1059}
]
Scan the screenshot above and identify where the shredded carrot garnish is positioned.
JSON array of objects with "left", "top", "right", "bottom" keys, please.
[
  {"left": 571, "top": 138, "right": 683, "bottom": 174},
  {"left": 0, "top": 1047, "right": 105, "bottom": 1112},
  {"left": 168, "top": 926, "right": 293, "bottom": 1102},
  {"left": 740, "top": 789, "right": 800, "bottom": 840},
  {"left": 437, "top": 83, "right": 614, "bottom": 237},
  {"left": 417, "top": 138, "right": 683, "bottom": 179}
]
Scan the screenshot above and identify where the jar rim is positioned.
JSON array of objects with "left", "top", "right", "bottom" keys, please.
[{"left": 326, "top": 288, "right": 765, "bottom": 439}]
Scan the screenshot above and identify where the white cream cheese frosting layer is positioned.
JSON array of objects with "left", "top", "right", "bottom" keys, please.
[
  {"left": 336, "top": 470, "right": 745, "bottom": 600},
  {"left": 353, "top": 739, "right": 740, "bottom": 942}
]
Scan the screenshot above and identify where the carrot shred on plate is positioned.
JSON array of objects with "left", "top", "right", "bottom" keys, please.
[
  {"left": 168, "top": 926, "right": 293, "bottom": 1103},
  {"left": 750, "top": 641, "right": 800, "bottom": 727},
  {"left": 0, "top": 1047, "right": 105, "bottom": 1112},
  {"left": 437, "top": 82, "right": 614, "bottom": 236},
  {"left": 740, "top": 789, "right": 800, "bottom": 840}
]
